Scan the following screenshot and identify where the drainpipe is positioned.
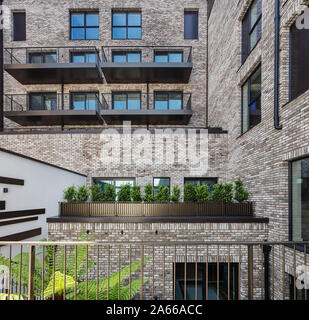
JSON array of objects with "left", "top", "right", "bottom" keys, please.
[
  {"left": 274, "top": 0, "right": 283, "bottom": 130},
  {"left": 263, "top": 245, "right": 272, "bottom": 300},
  {"left": 0, "top": 0, "right": 3, "bottom": 132}
]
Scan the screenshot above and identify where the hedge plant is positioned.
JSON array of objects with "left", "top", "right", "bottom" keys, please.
[
  {"left": 155, "top": 185, "right": 169, "bottom": 203},
  {"left": 234, "top": 179, "right": 249, "bottom": 202},
  {"left": 211, "top": 183, "right": 225, "bottom": 202},
  {"left": 63, "top": 186, "right": 77, "bottom": 203},
  {"left": 118, "top": 184, "right": 132, "bottom": 202},
  {"left": 184, "top": 184, "right": 196, "bottom": 202},
  {"left": 103, "top": 184, "right": 116, "bottom": 202},
  {"left": 131, "top": 185, "right": 142, "bottom": 202},
  {"left": 89, "top": 184, "right": 103, "bottom": 202},
  {"left": 195, "top": 184, "right": 210, "bottom": 202},
  {"left": 76, "top": 186, "right": 89, "bottom": 202},
  {"left": 170, "top": 185, "right": 181, "bottom": 203},
  {"left": 143, "top": 184, "right": 155, "bottom": 203}
]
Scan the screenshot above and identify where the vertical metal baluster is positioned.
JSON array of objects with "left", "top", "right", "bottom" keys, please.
[
  {"left": 107, "top": 245, "right": 110, "bottom": 300},
  {"left": 195, "top": 245, "right": 198, "bottom": 301},
  {"left": 18, "top": 245, "right": 23, "bottom": 300},
  {"left": 184, "top": 245, "right": 187, "bottom": 301},
  {"left": 248, "top": 245, "right": 253, "bottom": 300},
  {"left": 162, "top": 246, "right": 165, "bottom": 300},
  {"left": 129, "top": 245, "right": 131, "bottom": 299},
  {"left": 63, "top": 245, "right": 66, "bottom": 300},
  {"left": 152, "top": 245, "right": 155, "bottom": 300},
  {"left": 206, "top": 245, "right": 208, "bottom": 301},
  {"left": 141, "top": 245, "right": 144, "bottom": 301},
  {"left": 217, "top": 245, "right": 219, "bottom": 301},
  {"left": 272, "top": 245, "right": 275, "bottom": 300},
  {"left": 304, "top": 245, "right": 307, "bottom": 301},
  {"left": 41, "top": 246, "right": 44, "bottom": 300},
  {"left": 228, "top": 245, "right": 230, "bottom": 301},
  {"left": 294, "top": 244, "right": 296, "bottom": 300},
  {"left": 174, "top": 245, "right": 176, "bottom": 300},
  {"left": 96, "top": 245, "right": 99, "bottom": 300},
  {"left": 282, "top": 245, "right": 285, "bottom": 300},
  {"left": 28, "top": 245, "right": 36, "bottom": 301},
  {"left": 7, "top": 245, "right": 12, "bottom": 300},
  {"left": 86, "top": 245, "right": 88, "bottom": 300},
  {"left": 118, "top": 245, "right": 121, "bottom": 300},
  {"left": 74, "top": 245, "right": 77, "bottom": 300},
  {"left": 53, "top": 246, "right": 55, "bottom": 300},
  {"left": 238, "top": 245, "right": 241, "bottom": 301}
]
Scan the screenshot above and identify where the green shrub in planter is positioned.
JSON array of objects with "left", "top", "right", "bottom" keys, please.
[
  {"left": 103, "top": 184, "right": 116, "bottom": 202},
  {"left": 223, "top": 184, "right": 233, "bottom": 203},
  {"left": 211, "top": 184, "right": 225, "bottom": 202},
  {"left": 131, "top": 185, "right": 142, "bottom": 202},
  {"left": 234, "top": 179, "right": 249, "bottom": 202},
  {"left": 76, "top": 186, "right": 90, "bottom": 202},
  {"left": 184, "top": 184, "right": 196, "bottom": 202},
  {"left": 170, "top": 185, "right": 181, "bottom": 203},
  {"left": 155, "top": 185, "right": 169, "bottom": 203},
  {"left": 89, "top": 184, "right": 103, "bottom": 202},
  {"left": 118, "top": 184, "right": 132, "bottom": 202},
  {"left": 196, "top": 184, "right": 210, "bottom": 202},
  {"left": 143, "top": 184, "right": 155, "bottom": 203},
  {"left": 63, "top": 186, "right": 77, "bottom": 203}
]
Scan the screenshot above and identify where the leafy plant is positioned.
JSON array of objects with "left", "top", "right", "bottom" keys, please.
[
  {"left": 131, "top": 185, "right": 142, "bottom": 202},
  {"left": 118, "top": 184, "right": 132, "bottom": 202},
  {"left": 63, "top": 186, "right": 77, "bottom": 203},
  {"left": 170, "top": 185, "right": 181, "bottom": 202},
  {"left": 155, "top": 185, "right": 169, "bottom": 203},
  {"left": 76, "top": 186, "right": 90, "bottom": 202},
  {"left": 184, "top": 184, "right": 196, "bottom": 202},
  {"left": 234, "top": 179, "right": 249, "bottom": 202},
  {"left": 224, "top": 184, "right": 234, "bottom": 203},
  {"left": 195, "top": 184, "right": 210, "bottom": 202},
  {"left": 89, "top": 184, "right": 103, "bottom": 202},
  {"left": 103, "top": 184, "right": 116, "bottom": 202},
  {"left": 143, "top": 184, "right": 155, "bottom": 202},
  {"left": 211, "top": 183, "right": 225, "bottom": 202},
  {"left": 0, "top": 294, "right": 24, "bottom": 300}
]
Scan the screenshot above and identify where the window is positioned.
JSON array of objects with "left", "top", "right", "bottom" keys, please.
[
  {"left": 28, "top": 93, "right": 57, "bottom": 111},
  {"left": 154, "top": 92, "right": 183, "bottom": 110},
  {"left": 95, "top": 179, "right": 135, "bottom": 200},
  {"left": 112, "top": 92, "right": 141, "bottom": 110},
  {"left": 13, "top": 12, "right": 26, "bottom": 41},
  {"left": 291, "top": 157, "right": 309, "bottom": 242},
  {"left": 153, "top": 178, "right": 170, "bottom": 195},
  {"left": 175, "top": 263, "right": 238, "bottom": 300},
  {"left": 112, "top": 12, "right": 142, "bottom": 39},
  {"left": 71, "top": 52, "right": 98, "bottom": 63},
  {"left": 71, "top": 92, "right": 98, "bottom": 110},
  {"left": 242, "top": 0, "right": 262, "bottom": 62},
  {"left": 184, "top": 11, "right": 198, "bottom": 39},
  {"left": 154, "top": 52, "right": 183, "bottom": 63},
  {"left": 70, "top": 12, "right": 99, "bottom": 40},
  {"left": 289, "top": 276, "right": 309, "bottom": 300},
  {"left": 290, "top": 17, "right": 309, "bottom": 101},
  {"left": 112, "top": 51, "right": 141, "bottom": 63},
  {"left": 29, "top": 52, "right": 57, "bottom": 63},
  {"left": 241, "top": 65, "right": 261, "bottom": 134},
  {"left": 184, "top": 178, "right": 218, "bottom": 193}
]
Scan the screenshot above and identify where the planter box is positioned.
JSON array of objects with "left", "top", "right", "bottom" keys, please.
[{"left": 60, "top": 202, "right": 253, "bottom": 218}]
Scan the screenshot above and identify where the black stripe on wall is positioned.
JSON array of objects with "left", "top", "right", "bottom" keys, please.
[
  {"left": 0, "top": 176, "right": 25, "bottom": 186},
  {"left": 0, "top": 216, "right": 38, "bottom": 227},
  {"left": 0, "top": 208, "right": 45, "bottom": 220},
  {"left": 0, "top": 201, "right": 5, "bottom": 210},
  {"left": 0, "top": 228, "right": 41, "bottom": 241}
]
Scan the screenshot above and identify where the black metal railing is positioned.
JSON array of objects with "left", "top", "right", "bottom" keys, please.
[{"left": 101, "top": 92, "right": 192, "bottom": 111}]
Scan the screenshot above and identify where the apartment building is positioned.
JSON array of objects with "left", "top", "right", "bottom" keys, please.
[{"left": 0, "top": 0, "right": 308, "bottom": 300}]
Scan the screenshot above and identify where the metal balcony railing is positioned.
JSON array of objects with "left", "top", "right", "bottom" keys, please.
[{"left": 0, "top": 241, "right": 308, "bottom": 300}]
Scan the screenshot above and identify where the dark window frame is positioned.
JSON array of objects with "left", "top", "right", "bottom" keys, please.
[
  {"left": 70, "top": 51, "right": 98, "bottom": 63},
  {"left": 153, "top": 177, "right": 171, "bottom": 195},
  {"left": 28, "top": 52, "right": 57, "bottom": 64},
  {"left": 184, "top": 177, "right": 218, "bottom": 192},
  {"left": 154, "top": 51, "right": 184, "bottom": 63},
  {"left": 112, "top": 11, "right": 142, "bottom": 40},
  {"left": 154, "top": 91, "right": 184, "bottom": 110},
  {"left": 241, "top": 64, "right": 262, "bottom": 134},
  {"left": 112, "top": 91, "right": 142, "bottom": 110},
  {"left": 112, "top": 51, "right": 142, "bottom": 63},
  {"left": 12, "top": 11, "right": 26, "bottom": 41},
  {"left": 70, "top": 11, "right": 100, "bottom": 40},
  {"left": 70, "top": 91, "right": 99, "bottom": 111},
  {"left": 93, "top": 178, "right": 135, "bottom": 199},
  {"left": 27, "top": 92, "right": 57, "bottom": 111},
  {"left": 184, "top": 11, "right": 199, "bottom": 40}
]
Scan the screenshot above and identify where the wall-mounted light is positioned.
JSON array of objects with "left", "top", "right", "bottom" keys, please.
[{"left": 3, "top": 188, "right": 8, "bottom": 193}]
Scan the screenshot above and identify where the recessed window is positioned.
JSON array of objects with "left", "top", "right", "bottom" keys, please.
[
  {"left": 175, "top": 263, "right": 239, "bottom": 300},
  {"left": 70, "top": 12, "right": 99, "bottom": 40},
  {"left": 290, "top": 16, "right": 309, "bottom": 101},
  {"left": 154, "top": 92, "right": 183, "bottom": 110},
  {"left": 112, "top": 51, "right": 141, "bottom": 63},
  {"left": 112, "top": 92, "right": 141, "bottom": 110},
  {"left": 13, "top": 12, "right": 26, "bottom": 41},
  {"left": 242, "top": 0, "right": 262, "bottom": 62},
  {"left": 29, "top": 52, "right": 57, "bottom": 63},
  {"left": 184, "top": 11, "right": 198, "bottom": 40},
  {"left": 184, "top": 178, "right": 218, "bottom": 193},
  {"left": 95, "top": 179, "right": 135, "bottom": 200},
  {"left": 291, "top": 157, "right": 309, "bottom": 242},
  {"left": 241, "top": 65, "right": 261, "bottom": 134},
  {"left": 71, "top": 92, "right": 99, "bottom": 110},
  {"left": 153, "top": 178, "right": 170, "bottom": 195},
  {"left": 112, "top": 11, "right": 142, "bottom": 39},
  {"left": 71, "top": 52, "right": 98, "bottom": 63},
  {"left": 154, "top": 52, "right": 183, "bottom": 63},
  {"left": 28, "top": 93, "right": 57, "bottom": 111}
]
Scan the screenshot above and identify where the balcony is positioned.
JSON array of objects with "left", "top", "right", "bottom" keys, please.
[
  {"left": 101, "top": 92, "right": 193, "bottom": 125},
  {"left": 4, "top": 93, "right": 104, "bottom": 126},
  {"left": 101, "top": 46, "right": 193, "bottom": 83},
  {"left": 4, "top": 47, "right": 104, "bottom": 84}
]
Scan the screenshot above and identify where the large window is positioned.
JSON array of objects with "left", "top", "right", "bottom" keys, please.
[
  {"left": 95, "top": 179, "right": 135, "bottom": 200},
  {"left": 70, "top": 92, "right": 98, "bottom": 111},
  {"left": 112, "top": 92, "right": 141, "bottom": 110},
  {"left": 291, "top": 157, "right": 309, "bottom": 242},
  {"left": 112, "top": 51, "right": 141, "bottom": 63},
  {"left": 154, "top": 92, "right": 183, "bottom": 110},
  {"left": 71, "top": 52, "right": 98, "bottom": 63},
  {"left": 70, "top": 12, "right": 99, "bottom": 40},
  {"left": 29, "top": 52, "right": 57, "bottom": 63},
  {"left": 153, "top": 178, "right": 170, "bottom": 195},
  {"left": 175, "top": 263, "right": 238, "bottom": 300},
  {"left": 184, "top": 178, "right": 218, "bottom": 193},
  {"left": 290, "top": 16, "right": 309, "bottom": 101},
  {"left": 13, "top": 12, "right": 26, "bottom": 41},
  {"left": 184, "top": 11, "right": 198, "bottom": 40},
  {"left": 112, "top": 12, "right": 142, "bottom": 40},
  {"left": 241, "top": 65, "right": 261, "bottom": 134},
  {"left": 242, "top": 0, "right": 262, "bottom": 62},
  {"left": 154, "top": 52, "right": 183, "bottom": 63},
  {"left": 28, "top": 93, "right": 57, "bottom": 111}
]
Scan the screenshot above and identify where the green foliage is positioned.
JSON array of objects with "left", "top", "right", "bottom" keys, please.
[
  {"left": 143, "top": 184, "right": 155, "bottom": 202},
  {"left": 224, "top": 184, "right": 233, "bottom": 203},
  {"left": 44, "top": 272, "right": 75, "bottom": 299},
  {"left": 184, "top": 184, "right": 196, "bottom": 202},
  {"left": 118, "top": 184, "right": 132, "bottom": 202},
  {"left": 63, "top": 186, "right": 77, "bottom": 203},
  {"left": 195, "top": 184, "right": 210, "bottom": 202},
  {"left": 103, "top": 184, "right": 116, "bottom": 202},
  {"left": 89, "top": 184, "right": 103, "bottom": 202},
  {"left": 170, "top": 185, "right": 181, "bottom": 202},
  {"left": 131, "top": 185, "right": 142, "bottom": 202},
  {"left": 211, "top": 183, "right": 225, "bottom": 202},
  {"left": 76, "top": 186, "right": 90, "bottom": 202},
  {"left": 234, "top": 179, "right": 249, "bottom": 202},
  {"left": 0, "top": 294, "right": 24, "bottom": 300},
  {"left": 155, "top": 185, "right": 169, "bottom": 203}
]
